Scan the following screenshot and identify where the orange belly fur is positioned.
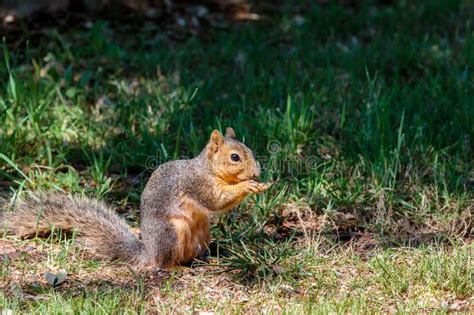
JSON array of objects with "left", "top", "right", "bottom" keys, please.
[{"left": 169, "top": 194, "right": 211, "bottom": 265}]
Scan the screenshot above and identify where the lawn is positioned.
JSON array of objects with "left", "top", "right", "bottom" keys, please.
[{"left": 1, "top": 0, "right": 473, "bottom": 313}]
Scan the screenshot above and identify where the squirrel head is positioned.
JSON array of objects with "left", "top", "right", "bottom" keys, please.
[{"left": 206, "top": 127, "right": 261, "bottom": 184}]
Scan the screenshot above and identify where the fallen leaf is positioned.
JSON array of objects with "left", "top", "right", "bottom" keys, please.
[{"left": 45, "top": 269, "right": 67, "bottom": 286}]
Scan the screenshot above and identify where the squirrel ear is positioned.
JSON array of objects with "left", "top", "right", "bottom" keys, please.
[
  {"left": 209, "top": 129, "right": 224, "bottom": 153},
  {"left": 225, "top": 127, "right": 236, "bottom": 138}
]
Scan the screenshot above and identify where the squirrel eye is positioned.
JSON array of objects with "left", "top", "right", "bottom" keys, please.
[{"left": 231, "top": 153, "right": 241, "bottom": 162}]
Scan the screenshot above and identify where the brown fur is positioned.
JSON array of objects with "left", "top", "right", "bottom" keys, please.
[
  {"left": 169, "top": 194, "right": 211, "bottom": 265},
  {"left": 1, "top": 194, "right": 142, "bottom": 261},
  {"left": 1, "top": 128, "right": 270, "bottom": 269}
]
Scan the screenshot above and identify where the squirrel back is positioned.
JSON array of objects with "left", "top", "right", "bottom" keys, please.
[{"left": 1, "top": 127, "right": 269, "bottom": 269}]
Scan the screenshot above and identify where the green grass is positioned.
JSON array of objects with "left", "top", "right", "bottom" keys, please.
[
  {"left": 2, "top": 235, "right": 472, "bottom": 313},
  {"left": 1, "top": 0, "right": 473, "bottom": 313}
]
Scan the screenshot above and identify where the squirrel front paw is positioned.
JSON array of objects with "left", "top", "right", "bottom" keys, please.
[{"left": 243, "top": 180, "right": 270, "bottom": 194}]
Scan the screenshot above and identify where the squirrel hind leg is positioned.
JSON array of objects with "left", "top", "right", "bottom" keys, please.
[{"left": 138, "top": 219, "right": 179, "bottom": 269}]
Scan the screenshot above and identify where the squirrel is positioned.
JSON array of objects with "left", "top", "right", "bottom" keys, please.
[{"left": 1, "top": 127, "right": 270, "bottom": 269}]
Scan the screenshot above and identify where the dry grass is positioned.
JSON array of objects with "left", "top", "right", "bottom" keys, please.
[{"left": 2, "top": 233, "right": 472, "bottom": 313}]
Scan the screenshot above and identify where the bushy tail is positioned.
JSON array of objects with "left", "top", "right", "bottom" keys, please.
[{"left": 1, "top": 193, "right": 142, "bottom": 262}]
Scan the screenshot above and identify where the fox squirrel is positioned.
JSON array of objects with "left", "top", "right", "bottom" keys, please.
[{"left": 1, "top": 127, "right": 269, "bottom": 269}]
